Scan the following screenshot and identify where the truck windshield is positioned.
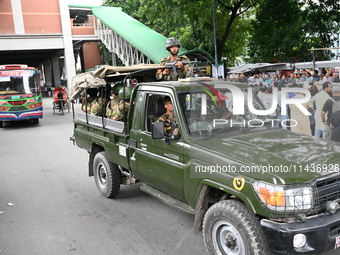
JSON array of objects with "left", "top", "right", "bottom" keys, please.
[
  {"left": 178, "top": 85, "right": 271, "bottom": 137},
  {"left": 0, "top": 70, "right": 39, "bottom": 96}
]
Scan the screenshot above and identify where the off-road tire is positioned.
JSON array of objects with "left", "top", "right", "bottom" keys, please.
[
  {"left": 93, "top": 151, "right": 121, "bottom": 198},
  {"left": 203, "top": 199, "right": 270, "bottom": 255}
]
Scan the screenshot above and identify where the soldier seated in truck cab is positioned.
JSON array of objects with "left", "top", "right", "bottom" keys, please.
[
  {"left": 81, "top": 88, "right": 98, "bottom": 114},
  {"left": 106, "top": 86, "right": 131, "bottom": 121},
  {"left": 156, "top": 96, "right": 179, "bottom": 137}
]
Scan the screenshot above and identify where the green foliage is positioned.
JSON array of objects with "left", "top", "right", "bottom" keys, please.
[
  {"left": 248, "top": 0, "right": 304, "bottom": 63},
  {"left": 138, "top": 0, "right": 257, "bottom": 65},
  {"left": 101, "top": 0, "right": 340, "bottom": 66},
  {"left": 101, "top": 0, "right": 257, "bottom": 65},
  {"left": 102, "top": 0, "right": 141, "bottom": 19},
  {"left": 248, "top": 0, "right": 340, "bottom": 63},
  {"left": 300, "top": 0, "right": 340, "bottom": 61}
]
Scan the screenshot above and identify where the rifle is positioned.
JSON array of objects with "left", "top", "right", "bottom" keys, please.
[{"left": 162, "top": 61, "right": 193, "bottom": 80}]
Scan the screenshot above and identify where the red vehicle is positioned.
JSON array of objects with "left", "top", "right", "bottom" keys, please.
[
  {"left": 0, "top": 64, "right": 43, "bottom": 127},
  {"left": 52, "top": 87, "right": 69, "bottom": 115}
]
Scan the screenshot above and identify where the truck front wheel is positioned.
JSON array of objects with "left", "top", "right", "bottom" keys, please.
[
  {"left": 203, "top": 200, "right": 269, "bottom": 255},
  {"left": 93, "top": 151, "right": 121, "bottom": 198}
]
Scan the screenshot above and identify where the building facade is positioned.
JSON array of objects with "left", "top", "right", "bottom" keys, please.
[{"left": 0, "top": 0, "right": 101, "bottom": 91}]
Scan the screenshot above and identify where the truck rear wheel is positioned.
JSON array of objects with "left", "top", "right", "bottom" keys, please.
[
  {"left": 93, "top": 151, "right": 121, "bottom": 198},
  {"left": 203, "top": 200, "right": 269, "bottom": 255}
]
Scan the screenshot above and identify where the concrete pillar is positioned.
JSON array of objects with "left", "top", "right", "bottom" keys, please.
[
  {"left": 59, "top": 0, "right": 76, "bottom": 93},
  {"left": 52, "top": 55, "right": 61, "bottom": 87},
  {"left": 44, "top": 60, "right": 53, "bottom": 88},
  {"left": 11, "top": 0, "right": 25, "bottom": 34}
]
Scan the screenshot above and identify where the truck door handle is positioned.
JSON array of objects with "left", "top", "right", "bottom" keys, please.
[{"left": 140, "top": 143, "right": 147, "bottom": 150}]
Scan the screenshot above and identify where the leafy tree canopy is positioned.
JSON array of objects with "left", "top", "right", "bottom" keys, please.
[
  {"left": 248, "top": 0, "right": 340, "bottom": 63},
  {"left": 101, "top": 0, "right": 340, "bottom": 65},
  {"left": 102, "top": 0, "right": 258, "bottom": 65}
]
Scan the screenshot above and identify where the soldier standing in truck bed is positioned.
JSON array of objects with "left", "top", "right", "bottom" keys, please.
[{"left": 156, "top": 38, "right": 191, "bottom": 81}]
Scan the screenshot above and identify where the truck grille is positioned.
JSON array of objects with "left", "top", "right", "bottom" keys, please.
[{"left": 313, "top": 175, "right": 340, "bottom": 213}]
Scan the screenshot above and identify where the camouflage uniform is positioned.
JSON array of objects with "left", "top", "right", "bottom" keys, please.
[
  {"left": 81, "top": 97, "right": 96, "bottom": 114},
  {"left": 156, "top": 55, "right": 191, "bottom": 81},
  {"left": 157, "top": 113, "right": 177, "bottom": 135},
  {"left": 106, "top": 98, "right": 130, "bottom": 121},
  {"left": 90, "top": 97, "right": 106, "bottom": 116}
]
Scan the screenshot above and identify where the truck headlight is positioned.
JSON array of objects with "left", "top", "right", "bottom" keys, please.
[{"left": 252, "top": 181, "right": 313, "bottom": 212}]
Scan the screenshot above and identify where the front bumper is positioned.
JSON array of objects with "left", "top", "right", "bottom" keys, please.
[
  {"left": 261, "top": 209, "right": 340, "bottom": 254},
  {"left": 0, "top": 109, "right": 43, "bottom": 121}
]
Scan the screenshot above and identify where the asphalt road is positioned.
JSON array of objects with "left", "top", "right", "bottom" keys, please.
[{"left": 0, "top": 97, "right": 339, "bottom": 255}]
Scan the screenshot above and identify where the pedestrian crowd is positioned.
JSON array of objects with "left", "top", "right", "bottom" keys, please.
[
  {"left": 230, "top": 69, "right": 340, "bottom": 143},
  {"left": 229, "top": 68, "right": 340, "bottom": 86}
]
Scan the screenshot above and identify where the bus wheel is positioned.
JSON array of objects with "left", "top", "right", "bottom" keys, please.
[
  {"left": 93, "top": 151, "right": 121, "bottom": 198},
  {"left": 33, "top": 119, "right": 39, "bottom": 125},
  {"left": 203, "top": 200, "right": 270, "bottom": 255},
  {"left": 0, "top": 121, "right": 3, "bottom": 128}
]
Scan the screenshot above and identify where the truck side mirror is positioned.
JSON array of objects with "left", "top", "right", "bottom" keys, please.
[{"left": 152, "top": 122, "right": 164, "bottom": 139}]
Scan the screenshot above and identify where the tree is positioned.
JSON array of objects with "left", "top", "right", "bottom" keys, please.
[
  {"left": 300, "top": 0, "right": 340, "bottom": 61},
  {"left": 248, "top": 0, "right": 340, "bottom": 63},
  {"left": 102, "top": 0, "right": 141, "bottom": 19},
  {"left": 101, "top": 0, "right": 258, "bottom": 65},
  {"left": 138, "top": 0, "right": 258, "bottom": 65},
  {"left": 248, "top": 0, "right": 305, "bottom": 63}
]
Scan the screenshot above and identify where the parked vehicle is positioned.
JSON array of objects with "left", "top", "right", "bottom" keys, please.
[
  {"left": 0, "top": 64, "right": 43, "bottom": 127},
  {"left": 71, "top": 65, "right": 340, "bottom": 255}
]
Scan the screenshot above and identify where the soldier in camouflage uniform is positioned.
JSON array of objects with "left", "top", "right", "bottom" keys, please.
[
  {"left": 157, "top": 96, "right": 179, "bottom": 136},
  {"left": 105, "top": 83, "right": 122, "bottom": 118},
  {"left": 106, "top": 86, "right": 131, "bottom": 121},
  {"left": 156, "top": 38, "right": 191, "bottom": 81},
  {"left": 81, "top": 88, "right": 98, "bottom": 114},
  {"left": 89, "top": 87, "right": 106, "bottom": 116}
]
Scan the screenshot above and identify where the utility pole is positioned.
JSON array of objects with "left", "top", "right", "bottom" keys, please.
[{"left": 212, "top": 0, "right": 218, "bottom": 78}]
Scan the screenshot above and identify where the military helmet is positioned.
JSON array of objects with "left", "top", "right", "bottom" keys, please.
[
  {"left": 165, "top": 37, "right": 180, "bottom": 51},
  {"left": 112, "top": 83, "right": 123, "bottom": 95},
  {"left": 118, "top": 86, "right": 132, "bottom": 100}
]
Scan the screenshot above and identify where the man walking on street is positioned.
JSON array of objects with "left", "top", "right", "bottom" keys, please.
[
  {"left": 309, "top": 82, "right": 333, "bottom": 139},
  {"left": 321, "top": 86, "right": 340, "bottom": 142}
]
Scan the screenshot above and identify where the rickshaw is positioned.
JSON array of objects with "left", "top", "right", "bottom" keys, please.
[{"left": 53, "top": 87, "right": 70, "bottom": 115}]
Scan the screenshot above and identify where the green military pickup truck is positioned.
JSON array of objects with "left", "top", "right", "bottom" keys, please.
[{"left": 71, "top": 65, "right": 340, "bottom": 255}]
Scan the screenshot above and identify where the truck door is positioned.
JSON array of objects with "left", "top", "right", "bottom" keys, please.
[{"left": 130, "top": 92, "right": 185, "bottom": 201}]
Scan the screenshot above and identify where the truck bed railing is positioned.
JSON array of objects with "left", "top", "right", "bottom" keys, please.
[{"left": 75, "top": 112, "right": 125, "bottom": 133}]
